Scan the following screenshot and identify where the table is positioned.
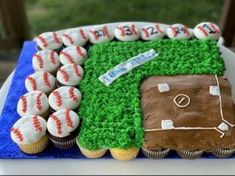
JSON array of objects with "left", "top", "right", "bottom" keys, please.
[{"left": 0, "top": 26, "right": 235, "bottom": 175}]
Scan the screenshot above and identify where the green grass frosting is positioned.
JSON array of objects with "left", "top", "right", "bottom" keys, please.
[{"left": 77, "top": 39, "right": 225, "bottom": 150}]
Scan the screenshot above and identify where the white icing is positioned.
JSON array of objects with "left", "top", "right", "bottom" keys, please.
[
  {"left": 11, "top": 115, "right": 47, "bottom": 145},
  {"left": 88, "top": 25, "right": 114, "bottom": 44},
  {"left": 209, "top": 85, "right": 220, "bottom": 96},
  {"left": 32, "top": 50, "right": 60, "bottom": 73},
  {"left": 57, "top": 64, "right": 84, "bottom": 86},
  {"left": 161, "top": 120, "right": 174, "bottom": 129},
  {"left": 157, "top": 83, "right": 170, "bottom": 93},
  {"left": 141, "top": 24, "right": 165, "bottom": 40},
  {"left": 114, "top": 23, "right": 140, "bottom": 41},
  {"left": 173, "top": 94, "right": 191, "bottom": 108},
  {"left": 25, "top": 71, "right": 56, "bottom": 94},
  {"left": 17, "top": 91, "right": 49, "bottom": 116},
  {"left": 62, "top": 28, "right": 88, "bottom": 46},
  {"left": 194, "top": 22, "right": 221, "bottom": 40},
  {"left": 59, "top": 46, "right": 87, "bottom": 65},
  {"left": 47, "top": 109, "right": 80, "bottom": 137},
  {"left": 166, "top": 24, "right": 192, "bottom": 40},
  {"left": 36, "top": 32, "right": 62, "bottom": 50},
  {"left": 48, "top": 86, "right": 82, "bottom": 111},
  {"left": 218, "top": 122, "right": 229, "bottom": 132}
]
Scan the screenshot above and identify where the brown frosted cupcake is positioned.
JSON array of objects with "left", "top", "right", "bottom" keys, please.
[
  {"left": 177, "top": 150, "right": 204, "bottom": 159},
  {"left": 17, "top": 91, "right": 49, "bottom": 119},
  {"left": 212, "top": 148, "right": 235, "bottom": 158},
  {"left": 11, "top": 115, "right": 48, "bottom": 154},
  {"left": 110, "top": 147, "right": 139, "bottom": 160},
  {"left": 47, "top": 109, "right": 80, "bottom": 149},
  {"left": 141, "top": 147, "right": 170, "bottom": 159}
]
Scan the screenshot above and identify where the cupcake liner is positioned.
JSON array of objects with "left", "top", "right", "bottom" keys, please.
[
  {"left": 19, "top": 135, "right": 48, "bottom": 154},
  {"left": 212, "top": 148, "right": 235, "bottom": 158},
  {"left": 141, "top": 147, "right": 170, "bottom": 159},
  {"left": 177, "top": 150, "right": 203, "bottom": 159},
  {"left": 49, "top": 137, "right": 76, "bottom": 149},
  {"left": 39, "top": 109, "right": 50, "bottom": 120},
  {"left": 110, "top": 148, "right": 139, "bottom": 161}
]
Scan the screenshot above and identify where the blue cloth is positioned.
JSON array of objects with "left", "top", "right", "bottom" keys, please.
[{"left": 0, "top": 41, "right": 232, "bottom": 159}]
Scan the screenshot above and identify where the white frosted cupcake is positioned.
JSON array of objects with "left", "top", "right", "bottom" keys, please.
[
  {"left": 57, "top": 64, "right": 84, "bottom": 86},
  {"left": 35, "top": 31, "right": 63, "bottom": 50},
  {"left": 47, "top": 109, "right": 80, "bottom": 149},
  {"left": 17, "top": 91, "right": 49, "bottom": 118},
  {"left": 48, "top": 86, "right": 81, "bottom": 111},
  {"left": 11, "top": 115, "right": 48, "bottom": 154},
  {"left": 114, "top": 23, "right": 140, "bottom": 41},
  {"left": 62, "top": 28, "right": 88, "bottom": 46},
  {"left": 166, "top": 24, "right": 193, "bottom": 40},
  {"left": 59, "top": 46, "right": 87, "bottom": 65},
  {"left": 141, "top": 24, "right": 166, "bottom": 40},
  {"left": 88, "top": 25, "right": 114, "bottom": 44},
  {"left": 32, "top": 50, "right": 60, "bottom": 74},
  {"left": 193, "top": 22, "right": 221, "bottom": 40},
  {"left": 25, "top": 71, "right": 56, "bottom": 94}
]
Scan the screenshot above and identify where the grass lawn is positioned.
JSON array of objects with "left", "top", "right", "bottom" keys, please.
[{"left": 25, "top": 0, "right": 223, "bottom": 37}]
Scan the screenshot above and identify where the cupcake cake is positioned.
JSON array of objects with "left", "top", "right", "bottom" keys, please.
[
  {"left": 48, "top": 86, "right": 81, "bottom": 111},
  {"left": 59, "top": 46, "right": 87, "bottom": 65},
  {"left": 47, "top": 109, "right": 80, "bottom": 149},
  {"left": 10, "top": 115, "right": 48, "bottom": 154},
  {"left": 32, "top": 49, "right": 60, "bottom": 74},
  {"left": 56, "top": 64, "right": 84, "bottom": 86},
  {"left": 17, "top": 91, "right": 49, "bottom": 118},
  {"left": 25, "top": 71, "right": 56, "bottom": 94}
]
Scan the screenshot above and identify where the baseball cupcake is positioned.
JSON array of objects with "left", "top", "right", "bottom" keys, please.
[
  {"left": 59, "top": 46, "right": 87, "bottom": 65},
  {"left": 166, "top": 24, "right": 193, "bottom": 40},
  {"left": 141, "top": 24, "right": 166, "bottom": 40},
  {"left": 48, "top": 86, "right": 82, "bottom": 111},
  {"left": 47, "top": 109, "right": 80, "bottom": 149},
  {"left": 10, "top": 115, "right": 48, "bottom": 154},
  {"left": 88, "top": 25, "right": 114, "bottom": 44},
  {"left": 17, "top": 91, "right": 49, "bottom": 119},
  {"left": 25, "top": 71, "right": 56, "bottom": 94},
  {"left": 193, "top": 22, "right": 221, "bottom": 40},
  {"left": 35, "top": 31, "right": 63, "bottom": 51},
  {"left": 57, "top": 64, "right": 84, "bottom": 86},
  {"left": 114, "top": 23, "right": 140, "bottom": 41},
  {"left": 62, "top": 28, "right": 88, "bottom": 46},
  {"left": 32, "top": 50, "right": 60, "bottom": 74}
]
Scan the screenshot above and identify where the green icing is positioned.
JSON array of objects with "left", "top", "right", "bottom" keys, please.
[{"left": 77, "top": 39, "right": 225, "bottom": 150}]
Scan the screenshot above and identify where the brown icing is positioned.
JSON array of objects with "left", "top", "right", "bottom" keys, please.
[{"left": 141, "top": 75, "right": 235, "bottom": 151}]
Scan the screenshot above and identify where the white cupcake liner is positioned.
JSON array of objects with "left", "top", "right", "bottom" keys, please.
[
  {"left": 177, "top": 150, "right": 203, "bottom": 159},
  {"left": 212, "top": 148, "right": 235, "bottom": 158},
  {"left": 142, "top": 147, "right": 170, "bottom": 159}
]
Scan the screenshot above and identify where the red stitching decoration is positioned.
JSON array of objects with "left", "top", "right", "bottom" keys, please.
[
  {"left": 33, "top": 115, "right": 43, "bottom": 132},
  {"left": 184, "top": 25, "right": 190, "bottom": 36},
  {"left": 53, "top": 91, "right": 62, "bottom": 107},
  {"left": 117, "top": 27, "right": 125, "bottom": 36},
  {"left": 155, "top": 24, "right": 164, "bottom": 34},
  {"left": 72, "top": 64, "right": 81, "bottom": 77},
  {"left": 36, "top": 92, "right": 43, "bottom": 111},
  {"left": 69, "top": 87, "right": 78, "bottom": 102},
  {"left": 103, "top": 26, "right": 111, "bottom": 39},
  {"left": 79, "top": 29, "right": 88, "bottom": 41},
  {"left": 60, "top": 51, "right": 75, "bottom": 64},
  {"left": 43, "top": 71, "right": 51, "bottom": 88},
  {"left": 131, "top": 24, "right": 138, "bottom": 35},
  {"left": 37, "top": 35, "right": 48, "bottom": 48},
  {"left": 53, "top": 32, "right": 61, "bottom": 44},
  {"left": 89, "top": 30, "right": 99, "bottom": 40},
  {"left": 210, "top": 23, "right": 220, "bottom": 34},
  {"left": 34, "top": 54, "right": 44, "bottom": 69},
  {"left": 11, "top": 128, "right": 24, "bottom": 142},
  {"left": 63, "top": 34, "right": 74, "bottom": 45},
  {"left": 50, "top": 114, "right": 62, "bottom": 135},
  {"left": 27, "top": 76, "right": 37, "bottom": 90},
  {"left": 142, "top": 28, "right": 149, "bottom": 38},
  {"left": 20, "top": 96, "right": 27, "bottom": 113},
  {"left": 65, "top": 109, "right": 73, "bottom": 128},
  {"left": 58, "top": 68, "right": 70, "bottom": 82},
  {"left": 76, "top": 46, "right": 85, "bottom": 57},
  {"left": 169, "top": 26, "right": 177, "bottom": 37},
  {"left": 50, "top": 51, "right": 57, "bottom": 65},
  {"left": 197, "top": 26, "right": 208, "bottom": 36}
]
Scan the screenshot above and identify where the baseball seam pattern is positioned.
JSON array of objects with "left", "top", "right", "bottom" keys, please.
[
  {"left": 27, "top": 76, "right": 37, "bottom": 90},
  {"left": 63, "top": 34, "right": 74, "bottom": 45},
  {"left": 11, "top": 128, "right": 24, "bottom": 142},
  {"left": 117, "top": 27, "right": 125, "bottom": 36},
  {"left": 20, "top": 96, "right": 27, "bottom": 113},
  {"left": 65, "top": 109, "right": 73, "bottom": 128},
  {"left": 50, "top": 114, "right": 62, "bottom": 135},
  {"left": 37, "top": 35, "right": 48, "bottom": 48},
  {"left": 53, "top": 91, "right": 62, "bottom": 107},
  {"left": 197, "top": 26, "right": 208, "bottom": 36},
  {"left": 89, "top": 30, "right": 99, "bottom": 40},
  {"left": 131, "top": 24, "right": 138, "bottom": 35},
  {"left": 169, "top": 26, "right": 177, "bottom": 37},
  {"left": 72, "top": 64, "right": 81, "bottom": 77},
  {"left": 50, "top": 51, "right": 57, "bottom": 65},
  {"left": 34, "top": 54, "right": 44, "bottom": 69},
  {"left": 53, "top": 32, "right": 61, "bottom": 44},
  {"left": 33, "top": 115, "right": 43, "bottom": 132},
  {"left": 36, "top": 92, "right": 43, "bottom": 111},
  {"left": 79, "top": 29, "right": 88, "bottom": 41},
  {"left": 60, "top": 51, "right": 75, "bottom": 64},
  {"left": 69, "top": 87, "right": 78, "bottom": 102},
  {"left": 58, "top": 68, "right": 70, "bottom": 82},
  {"left": 142, "top": 28, "right": 149, "bottom": 38},
  {"left": 155, "top": 24, "right": 164, "bottom": 34},
  {"left": 103, "top": 26, "right": 111, "bottom": 39},
  {"left": 43, "top": 71, "right": 51, "bottom": 88},
  {"left": 210, "top": 23, "right": 220, "bottom": 34}
]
